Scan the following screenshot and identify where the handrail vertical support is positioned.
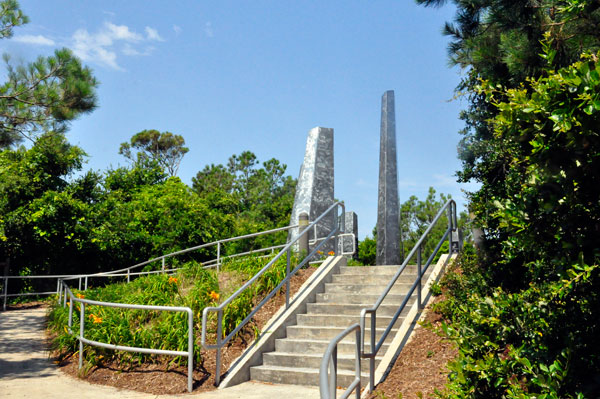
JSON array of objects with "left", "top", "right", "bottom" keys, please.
[
  {"left": 79, "top": 302, "right": 85, "bottom": 370},
  {"left": 329, "top": 346, "right": 337, "bottom": 396},
  {"left": 188, "top": 309, "right": 194, "bottom": 393},
  {"left": 417, "top": 245, "right": 422, "bottom": 310},
  {"left": 84, "top": 276, "right": 88, "bottom": 291},
  {"left": 2, "top": 277, "right": 7, "bottom": 311},
  {"left": 447, "top": 206, "right": 453, "bottom": 254},
  {"left": 217, "top": 242, "right": 221, "bottom": 272},
  {"left": 78, "top": 277, "right": 81, "bottom": 290},
  {"left": 127, "top": 269, "right": 130, "bottom": 283},
  {"left": 286, "top": 248, "right": 291, "bottom": 308},
  {"left": 215, "top": 310, "right": 222, "bottom": 386},
  {"left": 369, "top": 311, "right": 376, "bottom": 392},
  {"left": 162, "top": 257, "right": 166, "bottom": 274}
]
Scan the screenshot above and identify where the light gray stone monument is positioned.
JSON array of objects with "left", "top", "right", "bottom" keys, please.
[
  {"left": 376, "top": 90, "right": 401, "bottom": 265},
  {"left": 289, "top": 127, "right": 335, "bottom": 252}
]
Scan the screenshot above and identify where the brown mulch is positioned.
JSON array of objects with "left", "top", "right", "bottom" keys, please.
[
  {"left": 369, "top": 297, "right": 457, "bottom": 399},
  {"left": 50, "top": 266, "right": 317, "bottom": 395}
]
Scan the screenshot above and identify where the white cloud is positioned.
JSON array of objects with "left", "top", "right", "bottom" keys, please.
[
  {"left": 204, "top": 22, "right": 213, "bottom": 38},
  {"left": 12, "top": 34, "right": 55, "bottom": 46},
  {"left": 173, "top": 25, "right": 182, "bottom": 35},
  {"left": 145, "top": 26, "right": 164, "bottom": 41},
  {"left": 71, "top": 22, "right": 162, "bottom": 70},
  {"left": 432, "top": 173, "right": 457, "bottom": 187},
  {"left": 122, "top": 43, "right": 154, "bottom": 56}
]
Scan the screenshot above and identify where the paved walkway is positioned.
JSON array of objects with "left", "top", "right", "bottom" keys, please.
[{"left": 0, "top": 307, "right": 324, "bottom": 398}]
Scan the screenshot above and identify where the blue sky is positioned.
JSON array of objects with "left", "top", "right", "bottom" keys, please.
[{"left": 3, "top": 1, "right": 475, "bottom": 239}]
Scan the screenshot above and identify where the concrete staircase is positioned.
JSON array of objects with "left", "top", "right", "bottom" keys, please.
[{"left": 250, "top": 264, "right": 422, "bottom": 387}]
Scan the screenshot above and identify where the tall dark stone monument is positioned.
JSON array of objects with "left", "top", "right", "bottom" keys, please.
[{"left": 376, "top": 90, "right": 401, "bottom": 265}]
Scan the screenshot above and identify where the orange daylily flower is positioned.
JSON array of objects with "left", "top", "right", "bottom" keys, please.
[
  {"left": 168, "top": 276, "right": 178, "bottom": 284},
  {"left": 208, "top": 291, "right": 220, "bottom": 301},
  {"left": 88, "top": 314, "right": 102, "bottom": 324},
  {"left": 75, "top": 293, "right": 85, "bottom": 299},
  {"left": 328, "top": 251, "right": 335, "bottom": 256}
]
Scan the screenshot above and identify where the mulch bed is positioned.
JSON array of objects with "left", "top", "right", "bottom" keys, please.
[
  {"left": 49, "top": 266, "right": 317, "bottom": 395},
  {"left": 369, "top": 297, "right": 457, "bottom": 399}
]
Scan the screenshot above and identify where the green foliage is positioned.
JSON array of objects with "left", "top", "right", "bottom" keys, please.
[
  {"left": 0, "top": 0, "right": 27, "bottom": 39},
  {"left": 436, "top": 251, "right": 600, "bottom": 397},
  {"left": 48, "top": 253, "right": 301, "bottom": 370},
  {"left": 357, "top": 235, "right": 376, "bottom": 265},
  {"left": 119, "top": 129, "right": 189, "bottom": 177},
  {"left": 400, "top": 187, "right": 467, "bottom": 262},
  {"left": 416, "top": 3, "right": 600, "bottom": 396},
  {"left": 192, "top": 151, "right": 296, "bottom": 254},
  {"left": 0, "top": 38, "right": 98, "bottom": 146}
]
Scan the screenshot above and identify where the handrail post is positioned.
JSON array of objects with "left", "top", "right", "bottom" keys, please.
[
  {"left": 2, "top": 277, "right": 7, "bottom": 311},
  {"left": 78, "top": 277, "right": 81, "bottom": 291},
  {"left": 79, "top": 301, "right": 85, "bottom": 370},
  {"left": 369, "top": 310, "right": 376, "bottom": 392},
  {"left": 329, "top": 346, "right": 337, "bottom": 397},
  {"left": 162, "top": 257, "right": 166, "bottom": 274},
  {"left": 286, "top": 248, "right": 291, "bottom": 308},
  {"left": 217, "top": 242, "right": 221, "bottom": 272},
  {"left": 298, "top": 213, "right": 309, "bottom": 255},
  {"left": 215, "top": 310, "right": 222, "bottom": 386},
  {"left": 417, "top": 245, "right": 422, "bottom": 310},
  {"left": 127, "top": 269, "right": 130, "bottom": 283},
  {"left": 447, "top": 205, "right": 453, "bottom": 254},
  {"left": 354, "top": 327, "right": 361, "bottom": 399},
  {"left": 84, "top": 276, "right": 88, "bottom": 291},
  {"left": 58, "top": 279, "right": 62, "bottom": 304},
  {"left": 188, "top": 309, "right": 194, "bottom": 393}
]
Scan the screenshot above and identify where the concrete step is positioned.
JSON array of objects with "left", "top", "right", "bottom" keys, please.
[
  {"left": 286, "top": 325, "right": 398, "bottom": 342},
  {"left": 306, "top": 301, "right": 414, "bottom": 317},
  {"left": 262, "top": 351, "right": 380, "bottom": 371},
  {"left": 316, "top": 292, "right": 412, "bottom": 305},
  {"left": 274, "top": 338, "right": 388, "bottom": 355},
  {"left": 324, "top": 283, "right": 412, "bottom": 295},
  {"left": 297, "top": 313, "right": 404, "bottom": 329},
  {"left": 330, "top": 273, "right": 418, "bottom": 285},
  {"left": 339, "top": 264, "right": 425, "bottom": 274},
  {"left": 250, "top": 364, "right": 369, "bottom": 387}
]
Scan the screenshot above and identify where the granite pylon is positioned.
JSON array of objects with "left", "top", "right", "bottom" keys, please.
[
  {"left": 376, "top": 91, "right": 401, "bottom": 265},
  {"left": 289, "top": 127, "right": 335, "bottom": 252}
]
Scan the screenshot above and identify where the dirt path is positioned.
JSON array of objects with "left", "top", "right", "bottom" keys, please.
[{"left": 0, "top": 306, "right": 324, "bottom": 398}]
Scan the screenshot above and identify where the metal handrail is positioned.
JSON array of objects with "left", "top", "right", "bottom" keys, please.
[
  {"left": 357, "top": 199, "right": 456, "bottom": 392},
  {"left": 202, "top": 201, "right": 346, "bottom": 386},
  {"left": 320, "top": 323, "right": 361, "bottom": 399},
  {"left": 61, "top": 282, "right": 195, "bottom": 392},
  {"left": 1, "top": 223, "right": 299, "bottom": 310}
]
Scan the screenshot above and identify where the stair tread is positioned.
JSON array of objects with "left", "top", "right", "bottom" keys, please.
[
  {"left": 252, "top": 364, "right": 368, "bottom": 376},
  {"left": 265, "top": 351, "right": 383, "bottom": 360}
]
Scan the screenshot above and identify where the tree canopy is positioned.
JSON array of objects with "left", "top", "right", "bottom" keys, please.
[
  {"left": 0, "top": 1, "right": 98, "bottom": 148},
  {"left": 419, "top": 1, "right": 600, "bottom": 396},
  {"left": 119, "top": 129, "right": 189, "bottom": 177}
]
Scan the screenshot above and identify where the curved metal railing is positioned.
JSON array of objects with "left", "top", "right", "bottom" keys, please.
[
  {"left": 320, "top": 323, "right": 361, "bottom": 399},
  {"left": 202, "top": 201, "right": 346, "bottom": 385},
  {"left": 61, "top": 282, "right": 195, "bottom": 392}
]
